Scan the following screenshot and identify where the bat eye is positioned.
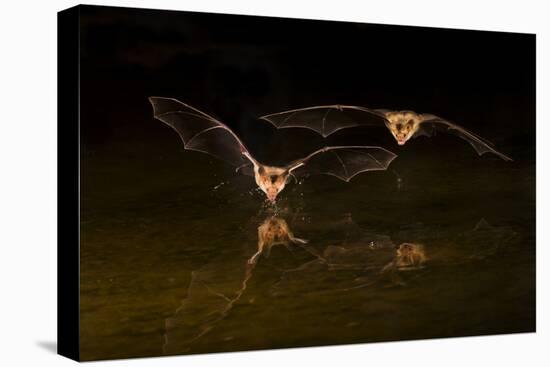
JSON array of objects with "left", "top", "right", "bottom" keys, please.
[{"left": 270, "top": 175, "right": 278, "bottom": 184}]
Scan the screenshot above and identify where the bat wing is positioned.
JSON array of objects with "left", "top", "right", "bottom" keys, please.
[
  {"left": 149, "top": 97, "right": 256, "bottom": 175},
  {"left": 287, "top": 146, "right": 398, "bottom": 182},
  {"left": 373, "top": 108, "right": 393, "bottom": 115},
  {"left": 417, "top": 114, "right": 512, "bottom": 161},
  {"left": 259, "top": 105, "right": 388, "bottom": 137}
]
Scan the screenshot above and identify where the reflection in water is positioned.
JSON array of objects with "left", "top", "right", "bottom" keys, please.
[
  {"left": 462, "top": 218, "right": 520, "bottom": 260},
  {"left": 163, "top": 213, "right": 525, "bottom": 356},
  {"left": 164, "top": 214, "right": 428, "bottom": 353},
  {"left": 383, "top": 243, "right": 427, "bottom": 272},
  {"left": 271, "top": 230, "right": 419, "bottom": 294},
  {"left": 164, "top": 215, "right": 318, "bottom": 354},
  {"left": 248, "top": 217, "right": 308, "bottom": 264},
  {"left": 79, "top": 132, "right": 534, "bottom": 361},
  {"left": 163, "top": 258, "right": 255, "bottom": 354}
]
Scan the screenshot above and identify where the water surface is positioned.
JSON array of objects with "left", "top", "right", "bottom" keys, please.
[{"left": 80, "top": 141, "right": 535, "bottom": 360}]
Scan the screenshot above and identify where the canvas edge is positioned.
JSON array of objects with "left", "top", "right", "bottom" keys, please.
[{"left": 57, "top": 4, "right": 81, "bottom": 362}]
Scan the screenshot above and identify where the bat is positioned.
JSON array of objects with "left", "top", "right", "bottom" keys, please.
[
  {"left": 149, "top": 97, "right": 398, "bottom": 203},
  {"left": 383, "top": 243, "right": 427, "bottom": 272},
  {"left": 259, "top": 105, "right": 512, "bottom": 161},
  {"left": 248, "top": 216, "right": 308, "bottom": 264}
]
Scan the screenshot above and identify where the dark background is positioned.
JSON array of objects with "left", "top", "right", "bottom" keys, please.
[
  {"left": 79, "top": 5, "right": 535, "bottom": 165},
  {"left": 73, "top": 6, "right": 536, "bottom": 361}
]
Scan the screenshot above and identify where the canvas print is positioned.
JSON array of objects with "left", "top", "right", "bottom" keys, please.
[{"left": 58, "top": 4, "right": 535, "bottom": 361}]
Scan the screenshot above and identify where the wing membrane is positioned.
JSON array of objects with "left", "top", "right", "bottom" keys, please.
[
  {"left": 260, "top": 105, "right": 387, "bottom": 137},
  {"left": 419, "top": 114, "right": 512, "bottom": 161},
  {"left": 289, "top": 146, "right": 397, "bottom": 182},
  {"left": 149, "top": 97, "right": 256, "bottom": 173}
]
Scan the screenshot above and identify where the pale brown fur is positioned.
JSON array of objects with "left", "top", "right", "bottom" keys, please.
[
  {"left": 383, "top": 111, "right": 424, "bottom": 145},
  {"left": 394, "top": 243, "right": 427, "bottom": 268},
  {"left": 253, "top": 165, "right": 290, "bottom": 203},
  {"left": 248, "top": 217, "right": 307, "bottom": 264}
]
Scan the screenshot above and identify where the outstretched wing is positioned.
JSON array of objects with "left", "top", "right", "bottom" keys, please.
[
  {"left": 287, "top": 146, "right": 397, "bottom": 182},
  {"left": 149, "top": 97, "right": 256, "bottom": 175},
  {"left": 418, "top": 114, "right": 512, "bottom": 161},
  {"left": 260, "top": 105, "right": 388, "bottom": 137}
]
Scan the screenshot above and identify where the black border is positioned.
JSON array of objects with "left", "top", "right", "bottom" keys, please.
[{"left": 57, "top": 4, "right": 81, "bottom": 362}]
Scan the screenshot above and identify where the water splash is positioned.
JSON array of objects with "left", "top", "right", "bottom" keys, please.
[{"left": 212, "top": 181, "right": 227, "bottom": 191}]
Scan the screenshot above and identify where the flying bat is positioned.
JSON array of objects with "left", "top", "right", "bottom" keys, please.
[
  {"left": 259, "top": 105, "right": 512, "bottom": 161},
  {"left": 149, "top": 97, "right": 398, "bottom": 202}
]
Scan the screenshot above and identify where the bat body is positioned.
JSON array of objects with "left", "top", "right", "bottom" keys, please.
[
  {"left": 248, "top": 216, "right": 308, "bottom": 264},
  {"left": 149, "top": 97, "right": 398, "bottom": 202},
  {"left": 260, "top": 105, "right": 512, "bottom": 161}
]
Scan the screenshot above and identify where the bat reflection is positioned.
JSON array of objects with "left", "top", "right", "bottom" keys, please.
[
  {"left": 164, "top": 216, "right": 518, "bottom": 354},
  {"left": 382, "top": 243, "right": 427, "bottom": 272},
  {"left": 248, "top": 216, "right": 309, "bottom": 264},
  {"left": 163, "top": 215, "right": 316, "bottom": 354}
]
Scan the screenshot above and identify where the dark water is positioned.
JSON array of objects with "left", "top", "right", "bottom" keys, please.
[{"left": 79, "top": 138, "right": 535, "bottom": 361}]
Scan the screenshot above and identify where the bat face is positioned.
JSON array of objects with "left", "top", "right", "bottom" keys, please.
[
  {"left": 150, "top": 97, "right": 403, "bottom": 205},
  {"left": 259, "top": 217, "right": 292, "bottom": 245},
  {"left": 384, "top": 111, "right": 423, "bottom": 145},
  {"left": 253, "top": 165, "right": 290, "bottom": 203},
  {"left": 249, "top": 216, "right": 308, "bottom": 264}
]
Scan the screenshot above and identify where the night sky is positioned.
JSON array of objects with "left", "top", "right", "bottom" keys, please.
[{"left": 79, "top": 5, "right": 535, "bottom": 164}]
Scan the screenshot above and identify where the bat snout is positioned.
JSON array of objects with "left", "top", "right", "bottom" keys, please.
[
  {"left": 395, "top": 136, "right": 407, "bottom": 145},
  {"left": 265, "top": 189, "right": 279, "bottom": 203}
]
